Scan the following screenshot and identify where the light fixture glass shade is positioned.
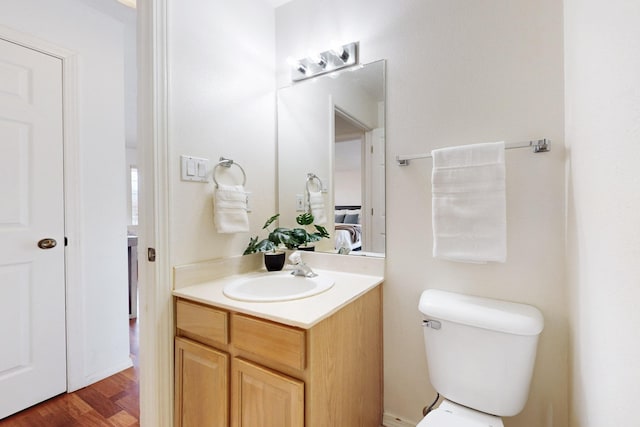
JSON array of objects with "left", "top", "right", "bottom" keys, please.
[{"left": 117, "top": 0, "right": 136, "bottom": 9}]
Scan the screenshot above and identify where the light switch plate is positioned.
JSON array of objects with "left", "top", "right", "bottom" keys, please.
[{"left": 181, "top": 155, "right": 210, "bottom": 182}]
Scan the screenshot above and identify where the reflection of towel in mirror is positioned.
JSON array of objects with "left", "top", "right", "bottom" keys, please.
[
  {"left": 431, "top": 141, "right": 506, "bottom": 263},
  {"left": 213, "top": 184, "right": 249, "bottom": 233},
  {"left": 309, "top": 191, "right": 327, "bottom": 224}
]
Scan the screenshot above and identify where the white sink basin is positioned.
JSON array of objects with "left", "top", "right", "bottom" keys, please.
[{"left": 223, "top": 271, "right": 334, "bottom": 302}]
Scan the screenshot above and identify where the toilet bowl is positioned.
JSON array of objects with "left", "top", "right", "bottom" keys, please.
[{"left": 417, "top": 400, "right": 503, "bottom": 427}]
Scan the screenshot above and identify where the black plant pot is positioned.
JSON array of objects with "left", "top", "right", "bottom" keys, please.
[
  {"left": 264, "top": 252, "right": 286, "bottom": 271},
  {"left": 297, "top": 245, "right": 315, "bottom": 252}
]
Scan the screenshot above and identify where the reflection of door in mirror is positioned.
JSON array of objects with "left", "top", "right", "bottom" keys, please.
[
  {"left": 333, "top": 110, "right": 384, "bottom": 253},
  {"left": 369, "top": 127, "right": 385, "bottom": 253}
]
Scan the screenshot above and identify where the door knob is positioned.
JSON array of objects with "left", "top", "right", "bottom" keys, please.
[{"left": 37, "top": 238, "right": 57, "bottom": 250}]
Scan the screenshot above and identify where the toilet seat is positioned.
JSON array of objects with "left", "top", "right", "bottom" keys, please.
[{"left": 416, "top": 400, "right": 504, "bottom": 427}]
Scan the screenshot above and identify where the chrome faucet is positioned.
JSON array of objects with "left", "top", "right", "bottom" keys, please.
[{"left": 288, "top": 251, "right": 317, "bottom": 278}]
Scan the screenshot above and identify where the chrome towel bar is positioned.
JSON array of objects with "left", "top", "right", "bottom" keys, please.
[{"left": 396, "top": 138, "right": 550, "bottom": 166}]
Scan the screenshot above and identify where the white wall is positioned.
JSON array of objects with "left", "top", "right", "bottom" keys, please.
[
  {"left": 564, "top": 1, "right": 640, "bottom": 426},
  {"left": 276, "top": 1, "right": 567, "bottom": 425},
  {"left": 126, "top": 147, "right": 138, "bottom": 230},
  {"left": 167, "top": 0, "right": 276, "bottom": 266},
  {"left": 0, "top": 0, "right": 131, "bottom": 388},
  {"left": 122, "top": 12, "right": 137, "bottom": 149}
]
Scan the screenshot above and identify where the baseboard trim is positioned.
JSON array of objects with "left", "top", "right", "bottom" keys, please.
[
  {"left": 82, "top": 358, "right": 133, "bottom": 389},
  {"left": 383, "top": 412, "right": 417, "bottom": 427}
]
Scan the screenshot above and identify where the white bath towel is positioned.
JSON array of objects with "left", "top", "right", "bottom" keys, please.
[
  {"left": 213, "top": 184, "right": 250, "bottom": 233},
  {"left": 309, "top": 190, "right": 327, "bottom": 225},
  {"left": 431, "top": 141, "right": 506, "bottom": 263}
]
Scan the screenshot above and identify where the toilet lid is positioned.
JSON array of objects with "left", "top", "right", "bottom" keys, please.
[{"left": 417, "top": 401, "right": 503, "bottom": 427}]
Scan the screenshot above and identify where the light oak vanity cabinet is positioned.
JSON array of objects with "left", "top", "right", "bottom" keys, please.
[{"left": 174, "top": 284, "right": 382, "bottom": 427}]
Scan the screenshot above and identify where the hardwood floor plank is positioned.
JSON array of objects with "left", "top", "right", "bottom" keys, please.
[
  {"left": 91, "top": 373, "right": 134, "bottom": 400},
  {"left": 0, "top": 319, "right": 140, "bottom": 426},
  {"left": 0, "top": 409, "right": 66, "bottom": 427},
  {"left": 107, "top": 410, "right": 139, "bottom": 427},
  {"left": 76, "top": 387, "right": 124, "bottom": 419},
  {"left": 69, "top": 408, "right": 118, "bottom": 427},
  {"left": 37, "top": 393, "right": 93, "bottom": 419},
  {"left": 114, "top": 393, "right": 140, "bottom": 420},
  {"left": 120, "top": 366, "right": 138, "bottom": 382}
]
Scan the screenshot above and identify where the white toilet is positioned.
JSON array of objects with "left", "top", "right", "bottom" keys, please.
[{"left": 417, "top": 289, "right": 544, "bottom": 427}]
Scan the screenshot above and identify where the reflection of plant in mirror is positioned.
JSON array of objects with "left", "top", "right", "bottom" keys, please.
[
  {"left": 243, "top": 213, "right": 330, "bottom": 254},
  {"left": 295, "top": 212, "right": 314, "bottom": 226}
]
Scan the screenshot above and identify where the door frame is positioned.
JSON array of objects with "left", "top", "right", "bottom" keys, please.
[
  {"left": 138, "top": 1, "right": 173, "bottom": 425},
  {"left": 0, "top": 26, "right": 87, "bottom": 391}
]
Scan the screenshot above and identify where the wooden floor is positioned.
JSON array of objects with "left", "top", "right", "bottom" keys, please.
[{"left": 0, "top": 319, "right": 140, "bottom": 427}]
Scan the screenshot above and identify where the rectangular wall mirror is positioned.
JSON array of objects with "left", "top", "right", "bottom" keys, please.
[{"left": 277, "top": 60, "right": 386, "bottom": 256}]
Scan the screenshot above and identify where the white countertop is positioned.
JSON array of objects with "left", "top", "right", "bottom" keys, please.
[{"left": 172, "top": 268, "right": 383, "bottom": 329}]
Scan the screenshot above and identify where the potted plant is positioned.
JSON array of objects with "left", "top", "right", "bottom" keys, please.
[
  {"left": 244, "top": 213, "right": 329, "bottom": 270},
  {"left": 291, "top": 212, "right": 327, "bottom": 251}
]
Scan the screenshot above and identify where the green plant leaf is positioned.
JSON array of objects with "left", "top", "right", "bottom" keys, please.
[
  {"left": 243, "top": 236, "right": 259, "bottom": 255},
  {"left": 244, "top": 236, "right": 277, "bottom": 254},
  {"left": 296, "top": 212, "right": 314, "bottom": 226},
  {"left": 262, "top": 214, "right": 280, "bottom": 229},
  {"left": 290, "top": 227, "right": 309, "bottom": 242},
  {"left": 254, "top": 239, "right": 277, "bottom": 252},
  {"left": 269, "top": 227, "right": 292, "bottom": 247},
  {"left": 313, "top": 224, "right": 330, "bottom": 238}
]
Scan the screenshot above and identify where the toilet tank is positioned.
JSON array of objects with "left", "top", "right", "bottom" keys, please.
[{"left": 418, "top": 289, "right": 544, "bottom": 417}]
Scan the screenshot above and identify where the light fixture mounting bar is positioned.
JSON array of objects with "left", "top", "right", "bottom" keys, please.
[{"left": 291, "top": 42, "right": 359, "bottom": 82}]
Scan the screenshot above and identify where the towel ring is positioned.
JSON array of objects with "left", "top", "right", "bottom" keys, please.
[
  {"left": 305, "top": 173, "right": 323, "bottom": 193},
  {"left": 213, "top": 157, "right": 247, "bottom": 188}
]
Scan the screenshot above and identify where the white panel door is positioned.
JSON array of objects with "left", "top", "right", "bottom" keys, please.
[{"left": 0, "top": 38, "right": 66, "bottom": 419}]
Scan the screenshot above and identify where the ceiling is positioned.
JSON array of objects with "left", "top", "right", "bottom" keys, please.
[{"left": 265, "top": 0, "right": 294, "bottom": 7}]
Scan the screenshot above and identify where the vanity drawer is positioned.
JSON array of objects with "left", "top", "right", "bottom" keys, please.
[
  {"left": 232, "top": 314, "right": 306, "bottom": 371},
  {"left": 176, "top": 299, "right": 228, "bottom": 348}
]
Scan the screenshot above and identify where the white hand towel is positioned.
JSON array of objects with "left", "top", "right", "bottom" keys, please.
[
  {"left": 309, "top": 190, "right": 327, "bottom": 225},
  {"left": 431, "top": 141, "right": 506, "bottom": 263},
  {"left": 213, "top": 184, "right": 250, "bottom": 233}
]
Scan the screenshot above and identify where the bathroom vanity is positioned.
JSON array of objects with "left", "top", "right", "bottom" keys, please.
[{"left": 173, "top": 267, "right": 383, "bottom": 427}]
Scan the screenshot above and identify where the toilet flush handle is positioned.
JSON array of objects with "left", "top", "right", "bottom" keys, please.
[{"left": 423, "top": 319, "right": 441, "bottom": 330}]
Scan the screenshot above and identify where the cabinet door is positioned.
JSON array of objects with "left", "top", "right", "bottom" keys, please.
[
  {"left": 175, "top": 337, "right": 229, "bottom": 427},
  {"left": 231, "top": 358, "right": 304, "bottom": 427}
]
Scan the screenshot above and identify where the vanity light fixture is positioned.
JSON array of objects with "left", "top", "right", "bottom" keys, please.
[
  {"left": 296, "top": 63, "right": 308, "bottom": 75},
  {"left": 116, "top": 0, "right": 136, "bottom": 8},
  {"left": 287, "top": 57, "right": 309, "bottom": 76},
  {"left": 314, "top": 55, "right": 327, "bottom": 68},
  {"left": 290, "top": 41, "right": 359, "bottom": 82},
  {"left": 332, "top": 45, "right": 350, "bottom": 62}
]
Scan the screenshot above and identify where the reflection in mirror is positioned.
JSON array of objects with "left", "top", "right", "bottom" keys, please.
[{"left": 277, "top": 60, "right": 385, "bottom": 256}]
